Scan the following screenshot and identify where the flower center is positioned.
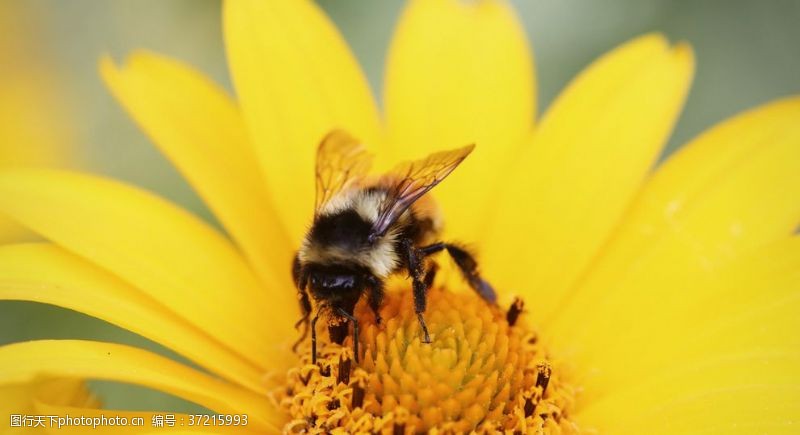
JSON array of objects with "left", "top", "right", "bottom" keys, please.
[{"left": 276, "top": 285, "right": 579, "bottom": 433}]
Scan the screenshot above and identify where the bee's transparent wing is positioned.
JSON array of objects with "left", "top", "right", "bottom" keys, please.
[
  {"left": 371, "top": 144, "right": 474, "bottom": 237},
  {"left": 315, "top": 130, "right": 374, "bottom": 215}
]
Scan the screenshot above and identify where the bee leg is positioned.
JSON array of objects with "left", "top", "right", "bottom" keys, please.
[
  {"left": 417, "top": 313, "right": 431, "bottom": 344},
  {"left": 366, "top": 275, "right": 384, "bottom": 325},
  {"left": 311, "top": 313, "right": 320, "bottom": 365},
  {"left": 291, "top": 314, "right": 308, "bottom": 353},
  {"left": 336, "top": 308, "right": 360, "bottom": 363},
  {"left": 291, "top": 290, "right": 312, "bottom": 353},
  {"left": 419, "top": 242, "right": 446, "bottom": 256},
  {"left": 295, "top": 283, "right": 312, "bottom": 327},
  {"left": 403, "top": 238, "right": 432, "bottom": 344},
  {"left": 421, "top": 242, "right": 497, "bottom": 304},
  {"left": 291, "top": 253, "right": 303, "bottom": 286},
  {"left": 424, "top": 262, "right": 439, "bottom": 289},
  {"left": 291, "top": 254, "right": 313, "bottom": 353},
  {"left": 444, "top": 244, "right": 496, "bottom": 303}
]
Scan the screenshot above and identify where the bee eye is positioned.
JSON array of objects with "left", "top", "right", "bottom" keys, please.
[
  {"left": 323, "top": 275, "right": 352, "bottom": 289},
  {"left": 333, "top": 275, "right": 356, "bottom": 289},
  {"left": 309, "top": 273, "right": 358, "bottom": 291}
]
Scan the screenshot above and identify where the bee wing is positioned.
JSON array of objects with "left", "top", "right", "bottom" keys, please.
[
  {"left": 371, "top": 144, "right": 475, "bottom": 237},
  {"left": 315, "top": 130, "right": 374, "bottom": 214}
]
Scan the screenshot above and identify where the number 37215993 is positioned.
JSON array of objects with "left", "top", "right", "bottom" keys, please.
[{"left": 187, "top": 414, "right": 248, "bottom": 426}]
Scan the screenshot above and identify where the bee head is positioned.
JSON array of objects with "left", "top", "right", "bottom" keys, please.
[{"left": 306, "top": 263, "right": 370, "bottom": 314}]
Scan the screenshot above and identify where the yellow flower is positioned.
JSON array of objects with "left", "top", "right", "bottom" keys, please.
[
  {"left": 1, "top": 0, "right": 798, "bottom": 433},
  {"left": 0, "top": 2, "right": 76, "bottom": 242}
]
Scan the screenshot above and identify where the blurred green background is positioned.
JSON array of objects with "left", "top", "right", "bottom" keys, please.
[{"left": 1, "top": 0, "right": 798, "bottom": 411}]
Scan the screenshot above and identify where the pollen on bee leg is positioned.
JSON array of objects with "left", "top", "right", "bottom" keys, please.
[{"left": 276, "top": 286, "right": 581, "bottom": 434}]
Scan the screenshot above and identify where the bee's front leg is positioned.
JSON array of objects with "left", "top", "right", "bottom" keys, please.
[
  {"left": 336, "top": 308, "right": 361, "bottom": 363},
  {"left": 401, "top": 238, "right": 431, "bottom": 344},
  {"left": 291, "top": 254, "right": 313, "bottom": 353},
  {"left": 291, "top": 289, "right": 313, "bottom": 353},
  {"left": 311, "top": 313, "right": 320, "bottom": 364}
]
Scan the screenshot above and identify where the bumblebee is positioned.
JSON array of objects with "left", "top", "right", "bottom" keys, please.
[{"left": 292, "top": 130, "right": 496, "bottom": 362}]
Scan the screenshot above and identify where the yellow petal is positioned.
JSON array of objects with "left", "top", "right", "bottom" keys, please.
[
  {"left": 0, "top": 217, "right": 27, "bottom": 242},
  {"left": 0, "top": 340, "right": 284, "bottom": 432},
  {"left": 99, "top": 51, "right": 293, "bottom": 292},
  {"left": 483, "top": 33, "right": 693, "bottom": 313},
  {"left": 384, "top": 0, "right": 535, "bottom": 239},
  {"left": 0, "top": 377, "right": 153, "bottom": 435},
  {"left": 578, "top": 351, "right": 800, "bottom": 434},
  {"left": 132, "top": 431, "right": 261, "bottom": 435},
  {"left": 7, "top": 378, "right": 266, "bottom": 435},
  {"left": 0, "top": 169, "right": 294, "bottom": 370},
  {"left": 35, "top": 397, "right": 264, "bottom": 435},
  {"left": 0, "top": 377, "right": 97, "bottom": 418},
  {"left": 578, "top": 236, "right": 800, "bottom": 398},
  {"left": 0, "top": 243, "right": 267, "bottom": 393},
  {"left": 131, "top": 432, "right": 258, "bottom": 435},
  {"left": 0, "top": 2, "right": 73, "bottom": 171},
  {"left": 0, "top": 2, "right": 77, "bottom": 244},
  {"left": 550, "top": 97, "right": 800, "bottom": 347},
  {"left": 223, "top": 0, "right": 381, "bottom": 243}
]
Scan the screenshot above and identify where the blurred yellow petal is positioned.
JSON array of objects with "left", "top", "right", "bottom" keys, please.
[
  {"left": 0, "top": 78, "right": 72, "bottom": 167},
  {"left": 133, "top": 432, "right": 259, "bottom": 435},
  {"left": 384, "top": 0, "right": 535, "bottom": 239},
  {"left": 223, "top": 0, "right": 381, "bottom": 243},
  {"left": 0, "top": 377, "right": 146, "bottom": 435},
  {"left": 551, "top": 97, "right": 800, "bottom": 347},
  {"left": 579, "top": 351, "right": 800, "bottom": 434},
  {"left": 0, "top": 169, "right": 294, "bottom": 370},
  {"left": 0, "top": 377, "right": 97, "bottom": 419},
  {"left": 100, "top": 51, "right": 293, "bottom": 293},
  {"left": 0, "top": 3, "right": 73, "bottom": 169},
  {"left": 484, "top": 34, "right": 693, "bottom": 313},
  {"left": 0, "top": 2, "right": 77, "bottom": 243},
  {"left": 35, "top": 399, "right": 263, "bottom": 435},
  {"left": 0, "top": 340, "right": 283, "bottom": 432},
  {"left": 133, "top": 432, "right": 256, "bottom": 435},
  {"left": 0, "top": 218, "right": 25, "bottom": 242},
  {"left": 0, "top": 243, "right": 267, "bottom": 394},
  {"left": 0, "top": 378, "right": 170, "bottom": 435}
]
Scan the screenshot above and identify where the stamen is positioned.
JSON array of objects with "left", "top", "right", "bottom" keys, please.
[
  {"left": 337, "top": 353, "right": 352, "bottom": 385},
  {"left": 277, "top": 287, "right": 579, "bottom": 433},
  {"left": 523, "top": 392, "right": 536, "bottom": 418},
  {"left": 351, "top": 381, "right": 365, "bottom": 409},
  {"left": 507, "top": 297, "right": 525, "bottom": 326},
  {"left": 536, "top": 362, "right": 552, "bottom": 394}
]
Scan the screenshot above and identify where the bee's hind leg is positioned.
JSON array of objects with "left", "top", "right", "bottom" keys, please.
[
  {"left": 420, "top": 242, "right": 497, "bottom": 304},
  {"left": 422, "top": 261, "right": 438, "bottom": 289},
  {"left": 402, "top": 238, "right": 432, "bottom": 344}
]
